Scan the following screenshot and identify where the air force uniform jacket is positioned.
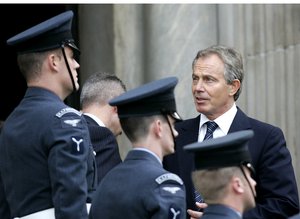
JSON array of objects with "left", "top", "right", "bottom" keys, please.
[
  {"left": 201, "top": 204, "right": 242, "bottom": 219},
  {"left": 89, "top": 149, "right": 186, "bottom": 219},
  {"left": 0, "top": 87, "right": 97, "bottom": 219}
]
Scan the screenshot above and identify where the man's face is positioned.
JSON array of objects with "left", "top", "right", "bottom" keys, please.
[
  {"left": 191, "top": 54, "right": 235, "bottom": 120},
  {"left": 61, "top": 46, "right": 80, "bottom": 93},
  {"left": 242, "top": 165, "right": 257, "bottom": 212},
  {"left": 109, "top": 85, "right": 126, "bottom": 136},
  {"left": 162, "top": 115, "right": 178, "bottom": 156}
]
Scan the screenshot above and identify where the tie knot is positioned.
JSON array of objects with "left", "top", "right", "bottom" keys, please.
[
  {"left": 203, "top": 121, "right": 218, "bottom": 140},
  {"left": 206, "top": 121, "right": 218, "bottom": 131}
]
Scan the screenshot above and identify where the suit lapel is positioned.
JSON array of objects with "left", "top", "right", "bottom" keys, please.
[
  {"left": 177, "top": 115, "right": 200, "bottom": 145},
  {"left": 228, "top": 108, "right": 252, "bottom": 133}
]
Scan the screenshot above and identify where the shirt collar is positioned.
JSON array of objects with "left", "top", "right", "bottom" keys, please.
[
  {"left": 199, "top": 103, "right": 237, "bottom": 135},
  {"left": 84, "top": 113, "right": 105, "bottom": 127}
]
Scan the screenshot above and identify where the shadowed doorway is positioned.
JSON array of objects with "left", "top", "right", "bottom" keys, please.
[{"left": 0, "top": 4, "right": 79, "bottom": 121}]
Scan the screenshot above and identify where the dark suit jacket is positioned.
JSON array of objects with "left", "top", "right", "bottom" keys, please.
[
  {"left": 163, "top": 108, "right": 299, "bottom": 219},
  {"left": 84, "top": 115, "right": 122, "bottom": 184}
]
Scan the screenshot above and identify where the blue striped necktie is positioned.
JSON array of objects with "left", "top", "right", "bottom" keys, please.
[
  {"left": 194, "top": 121, "right": 218, "bottom": 208},
  {"left": 203, "top": 121, "right": 218, "bottom": 140}
]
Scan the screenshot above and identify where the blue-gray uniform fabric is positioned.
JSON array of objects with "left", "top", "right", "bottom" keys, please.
[
  {"left": 0, "top": 87, "right": 97, "bottom": 219},
  {"left": 289, "top": 213, "right": 300, "bottom": 219},
  {"left": 201, "top": 204, "right": 242, "bottom": 219},
  {"left": 89, "top": 149, "right": 186, "bottom": 219},
  {"left": 83, "top": 115, "right": 122, "bottom": 184}
]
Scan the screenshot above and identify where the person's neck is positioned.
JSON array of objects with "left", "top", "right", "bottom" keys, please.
[
  {"left": 132, "top": 140, "right": 163, "bottom": 162},
  {"left": 202, "top": 102, "right": 236, "bottom": 121},
  {"left": 218, "top": 196, "right": 243, "bottom": 215},
  {"left": 28, "top": 79, "right": 69, "bottom": 100}
]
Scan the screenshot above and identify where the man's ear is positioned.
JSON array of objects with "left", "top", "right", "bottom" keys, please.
[
  {"left": 48, "top": 52, "right": 60, "bottom": 71},
  {"left": 112, "top": 106, "right": 118, "bottom": 113},
  {"left": 153, "top": 119, "right": 163, "bottom": 138},
  {"left": 232, "top": 176, "right": 244, "bottom": 194},
  {"left": 228, "top": 79, "right": 240, "bottom": 96}
]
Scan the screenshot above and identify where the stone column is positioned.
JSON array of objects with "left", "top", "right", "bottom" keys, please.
[
  {"left": 78, "top": 4, "right": 115, "bottom": 83},
  {"left": 143, "top": 4, "right": 218, "bottom": 118}
]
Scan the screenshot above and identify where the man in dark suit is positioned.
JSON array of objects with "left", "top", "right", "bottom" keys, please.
[
  {"left": 89, "top": 77, "right": 186, "bottom": 219},
  {"left": 185, "top": 130, "right": 257, "bottom": 219},
  {"left": 80, "top": 72, "right": 126, "bottom": 184},
  {"left": 163, "top": 45, "right": 299, "bottom": 219}
]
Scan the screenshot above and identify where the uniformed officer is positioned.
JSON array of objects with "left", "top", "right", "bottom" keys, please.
[
  {"left": 184, "top": 130, "right": 257, "bottom": 219},
  {"left": 89, "top": 77, "right": 186, "bottom": 219},
  {"left": 0, "top": 10, "right": 97, "bottom": 219}
]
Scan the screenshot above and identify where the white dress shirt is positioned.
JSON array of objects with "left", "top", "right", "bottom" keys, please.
[{"left": 198, "top": 103, "right": 237, "bottom": 142}]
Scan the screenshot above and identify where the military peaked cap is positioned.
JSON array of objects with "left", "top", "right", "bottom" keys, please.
[
  {"left": 7, "top": 10, "right": 79, "bottom": 54},
  {"left": 109, "top": 76, "right": 182, "bottom": 121},
  {"left": 184, "top": 130, "right": 254, "bottom": 170}
]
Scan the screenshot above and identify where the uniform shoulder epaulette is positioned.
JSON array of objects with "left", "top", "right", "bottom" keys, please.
[
  {"left": 155, "top": 173, "right": 183, "bottom": 185},
  {"left": 56, "top": 107, "right": 82, "bottom": 118}
]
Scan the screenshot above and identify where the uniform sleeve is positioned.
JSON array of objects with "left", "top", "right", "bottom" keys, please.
[
  {"left": 244, "top": 127, "right": 299, "bottom": 219},
  {"left": 0, "top": 172, "right": 11, "bottom": 219},
  {"left": 48, "top": 112, "right": 92, "bottom": 219},
  {"left": 147, "top": 173, "right": 187, "bottom": 219}
]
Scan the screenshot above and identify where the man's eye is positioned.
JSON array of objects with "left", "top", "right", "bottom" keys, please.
[{"left": 204, "top": 77, "right": 213, "bottom": 82}]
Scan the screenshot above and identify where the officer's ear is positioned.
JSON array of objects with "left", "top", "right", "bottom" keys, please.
[
  {"left": 232, "top": 176, "right": 244, "bottom": 194},
  {"left": 47, "top": 50, "right": 61, "bottom": 72},
  {"left": 153, "top": 118, "right": 163, "bottom": 138}
]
